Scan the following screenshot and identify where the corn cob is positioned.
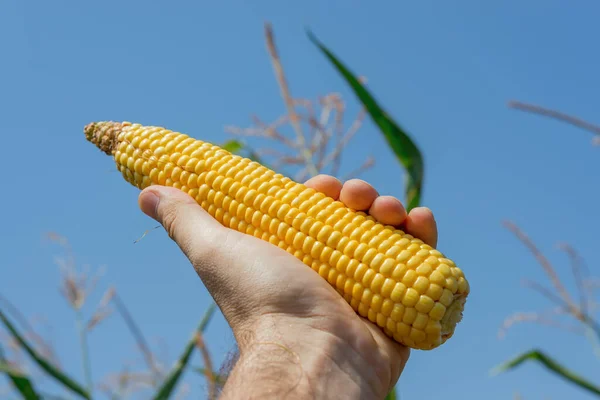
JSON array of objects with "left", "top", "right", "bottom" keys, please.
[{"left": 84, "top": 121, "right": 469, "bottom": 350}]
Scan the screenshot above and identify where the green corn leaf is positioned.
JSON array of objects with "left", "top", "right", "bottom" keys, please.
[
  {"left": 221, "top": 140, "right": 244, "bottom": 154},
  {"left": 221, "top": 139, "right": 265, "bottom": 165},
  {"left": 152, "top": 303, "right": 217, "bottom": 400},
  {"left": 192, "top": 367, "right": 227, "bottom": 384},
  {"left": 0, "top": 309, "right": 90, "bottom": 399},
  {"left": 0, "top": 346, "right": 40, "bottom": 400},
  {"left": 307, "top": 31, "right": 424, "bottom": 211},
  {"left": 492, "top": 349, "right": 600, "bottom": 397},
  {"left": 0, "top": 364, "right": 40, "bottom": 400},
  {"left": 385, "top": 386, "right": 397, "bottom": 400}
]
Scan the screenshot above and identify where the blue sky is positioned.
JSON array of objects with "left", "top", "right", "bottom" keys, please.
[{"left": 1, "top": 1, "right": 599, "bottom": 399}]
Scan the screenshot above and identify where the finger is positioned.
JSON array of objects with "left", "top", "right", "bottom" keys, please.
[
  {"left": 138, "top": 186, "right": 230, "bottom": 264},
  {"left": 368, "top": 196, "right": 407, "bottom": 226},
  {"left": 338, "top": 179, "right": 379, "bottom": 211},
  {"left": 403, "top": 207, "right": 438, "bottom": 247},
  {"left": 139, "top": 186, "right": 274, "bottom": 332},
  {"left": 304, "top": 174, "right": 343, "bottom": 200}
]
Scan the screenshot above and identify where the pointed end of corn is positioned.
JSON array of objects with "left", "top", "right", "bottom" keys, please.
[
  {"left": 84, "top": 121, "right": 128, "bottom": 155},
  {"left": 440, "top": 292, "right": 467, "bottom": 343}
]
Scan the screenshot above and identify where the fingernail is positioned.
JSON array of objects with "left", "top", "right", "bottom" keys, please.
[{"left": 139, "top": 190, "right": 160, "bottom": 220}]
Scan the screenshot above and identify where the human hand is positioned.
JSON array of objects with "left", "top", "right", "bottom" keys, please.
[{"left": 138, "top": 174, "right": 438, "bottom": 399}]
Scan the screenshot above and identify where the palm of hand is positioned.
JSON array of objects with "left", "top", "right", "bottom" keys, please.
[{"left": 224, "top": 230, "right": 408, "bottom": 394}]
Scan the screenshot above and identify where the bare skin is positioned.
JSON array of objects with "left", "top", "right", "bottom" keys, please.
[{"left": 138, "top": 174, "right": 438, "bottom": 399}]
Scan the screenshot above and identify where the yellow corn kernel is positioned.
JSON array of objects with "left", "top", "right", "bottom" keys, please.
[
  {"left": 84, "top": 121, "right": 470, "bottom": 350},
  {"left": 413, "top": 313, "right": 429, "bottom": 330},
  {"left": 413, "top": 276, "right": 430, "bottom": 294},
  {"left": 390, "top": 304, "right": 405, "bottom": 321},
  {"left": 402, "top": 307, "right": 418, "bottom": 325}
]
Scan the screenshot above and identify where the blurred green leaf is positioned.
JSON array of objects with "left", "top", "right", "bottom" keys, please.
[
  {"left": 0, "top": 346, "right": 40, "bottom": 400},
  {"left": 0, "top": 309, "right": 90, "bottom": 399},
  {"left": 492, "top": 349, "right": 600, "bottom": 397},
  {"left": 385, "top": 386, "right": 397, "bottom": 400},
  {"left": 307, "top": 31, "right": 424, "bottom": 211},
  {"left": 221, "top": 140, "right": 244, "bottom": 154},
  {"left": 152, "top": 303, "right": 217, "bottom": 400},
  {"left": 221, "top": 139, "right": 265, "bottom": 165}
]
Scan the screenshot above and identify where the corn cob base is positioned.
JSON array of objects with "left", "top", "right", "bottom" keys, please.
[{"left": 84, "top": 121, "right": 469, "bottom": 350}]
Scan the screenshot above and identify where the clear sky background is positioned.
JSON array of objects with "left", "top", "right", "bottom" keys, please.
[{"left": 1, "top": 1, "right": 599, "bottom": 399}]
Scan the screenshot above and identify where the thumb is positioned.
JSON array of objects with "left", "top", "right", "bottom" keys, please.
[
  {"left": 138, "top": 186, "right": 266, "bottom": 331},
  {"left": 138, "top": 186, "right": 228, "bottom": 265}
]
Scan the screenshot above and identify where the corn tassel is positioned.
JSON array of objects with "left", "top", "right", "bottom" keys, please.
[{"left": 84, "top": 121, "right": 469, "bottom": 350}]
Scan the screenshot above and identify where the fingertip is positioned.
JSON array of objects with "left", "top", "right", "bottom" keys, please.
[
  {"left": 304, "top": 174, "right": 343, "bottom": 199},
  {"left": 138, "top": 188, "right": 160, "bottom": 220},
  {"left": 138, "top": 186, "right": 198, "bottom": 220},
  {"left": 339, "top": 179, "right": 379, "bottom": 211},
  {"left": 410, "top": 206, "right": 435, "bottom": 223},
  {"left": 368, "top": 196, "right": 407, "bottom": 226},
  {"left": 405, "top": 207, "right": 438, "bottom": 247}
]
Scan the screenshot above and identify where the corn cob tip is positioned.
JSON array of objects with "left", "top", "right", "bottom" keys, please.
[
  {"left": 441, "top": 292, "right": 467, "bottom": 340},
  {"left": 84, "top": 121, "right": 128, "bottom": 155}
]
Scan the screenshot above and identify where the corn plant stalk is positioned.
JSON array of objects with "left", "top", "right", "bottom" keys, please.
[
  {"left": 264, "top": 22, "right": 319, "bottom": 178},
  {"left": 502, "top": 221, "right": 600, "bottom": 354},
  {"left": 111, "top": 291, "right": 161, "bottom": 384},
  {"left": 227, "top": 24, "right": 375, "bottom": 184},
  {"left": 75, "top": 309, "right": 93, "bottom": 395},
  {"left": 508, "top": 100, "right": 600, "bottom": 140},
  {"left": 194, "top": 333, "right": 216, "bottom": 400},
  {"left": 151, "top": 303, "right": 217, "bottom": 400}
]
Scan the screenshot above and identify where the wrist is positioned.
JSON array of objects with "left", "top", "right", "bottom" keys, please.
[{"left": 220, "top": 316, "right": 390, "bottom": 399}]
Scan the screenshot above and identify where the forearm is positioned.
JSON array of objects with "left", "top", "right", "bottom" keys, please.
[
  {"left": 219, "top": 322, "right": 385, "bottom": 399},
  {"left": 219, "top": 342, "right": 315, "bottom": 399}
]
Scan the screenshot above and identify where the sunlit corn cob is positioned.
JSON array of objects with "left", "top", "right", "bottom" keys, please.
[{"left": 84, "top": 121, "right": 469, "bottom": 350}]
